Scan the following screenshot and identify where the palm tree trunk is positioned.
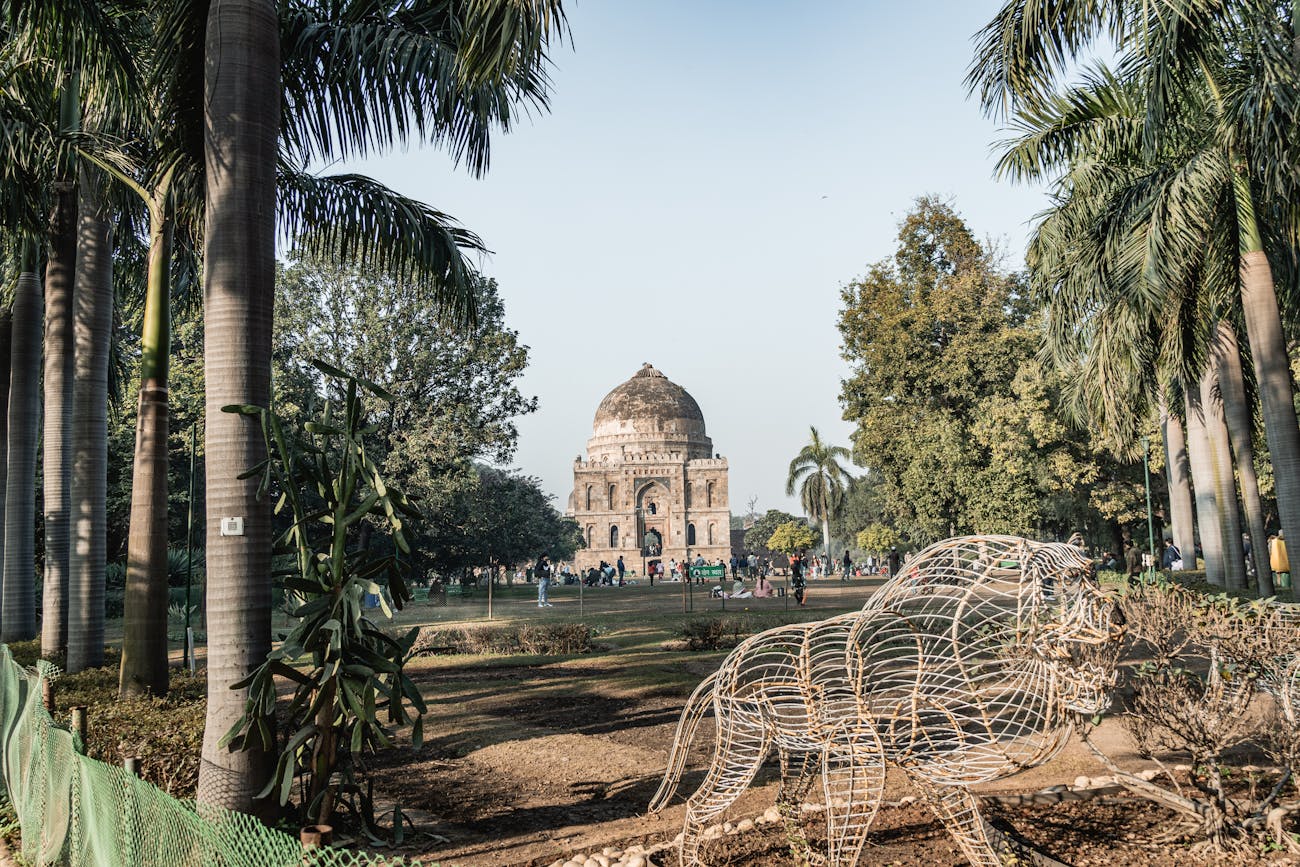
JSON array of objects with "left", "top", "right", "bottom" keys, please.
[
  {"left": 196, "top": 0, "right": 280, "bottom": 814},
  {"left": 1234, "top": 175, "right": 1300, "bottom": 567},
  {"left": 4, "top": 256, "right": 44, "bottom": 641},
  {"left": 67, "top": 181, "right": 112, "bottom": 673},
  {"left": 1160, "top": 397, "right": 1196, "bottom": 568},
  {"left": 120, "top": 193, "right": 173, "bottom": 696},
  {"left": 0, "top": 310, "right": 11, "bottom": 601},
  {"left": 1200, "top": 365, "right": 1247, "bottom": 590},
  {"left": 41, "top": 178, "right": 77, "bottom": 657},
  {"left": 1185, "top": 386, "right": 1224, "bottom": 585},
  {"left": 1214, "top": 321, "right": 1273, "bottom": 596}
]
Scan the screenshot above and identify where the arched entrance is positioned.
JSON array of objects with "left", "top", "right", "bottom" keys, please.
[{"left": 637, "top": 481, "right": 670, "bottom": 556}]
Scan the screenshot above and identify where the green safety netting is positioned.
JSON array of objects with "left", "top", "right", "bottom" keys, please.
[{"left": 0, "top": 645, "right": 407, "bottom": 866}]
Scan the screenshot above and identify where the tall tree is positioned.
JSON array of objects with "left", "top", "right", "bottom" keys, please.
[
  {"left": 198, "top": 0, "right": 567, "bottom": 810},
  {"left": 67, "top": 176, "right": 115, "bottom": 673},
  {"left": 3, "top": 257, "right": 42, "bottom": 641},
  {"left": 786, "top": 426, "right": 851, "bottom": 569},
  {"left": 970, "top": 0, "right": 1300, "bottom": 577},
  {"left": 41, "top": 79, "right": 79, "bottom": 658},
  {"left": 196, "top": 0, "right": 280, "bottom": 814}
]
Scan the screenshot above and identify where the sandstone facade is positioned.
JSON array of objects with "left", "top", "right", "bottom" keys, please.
[{"left": 567, "top": 364, "right": 730, "bottom": 574}]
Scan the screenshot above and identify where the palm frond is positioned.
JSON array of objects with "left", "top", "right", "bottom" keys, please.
[{"left": 277, "top": 164, "right": 486, "bottom": 327}]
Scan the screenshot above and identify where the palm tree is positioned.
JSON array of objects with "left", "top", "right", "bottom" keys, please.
[
  {"left": 786, "top": 427, "right": 852, "bottom": 569},
  {"left": 1159, "top": 395, "right": 1197, "bottom": 570},
  {"left": 970, "top": 0, "right": 1300, "bottom": 584},
  {"left": 67, "top": 175, "right": 114, "bottom": 674},
  {"left": 3, "top": 252, "right": 42, "bottom": 642},
  {"left": 41, "top": 78, "right": 79, "bottom": 658},
  {"left": 197, "top": 0, "right": 567, "bottom": 812},
  {"left": 1213, "top": 322, "right": 1272, "bottom": 593},
  {"left": 196, "top": 0, "right": 281, "bottom": 814}
]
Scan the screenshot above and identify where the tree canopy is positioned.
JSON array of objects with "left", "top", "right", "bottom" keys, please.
[{"left": 838, "top": 197, "right": 1149, "bottom": 547}]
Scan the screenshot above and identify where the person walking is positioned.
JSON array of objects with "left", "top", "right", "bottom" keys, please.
[
  {"left": 841, "top": 549, "right": 852, "bottom": 582},
  {"left": 536, "top": 555, "right": 553, "bottom": 607},
  {"left": 790, "top": 551, "right": 807, "bottom": 607},
  {"left": 887, "top": 546, "right": 901, "bottom": 578},
  {"left": 617, "top": 555, "right": 626, "bottom": 585},
  {"left": 1161, "top": 539, "right": 1182, "bottom": 570},
  {"left": 1123, "top": 540, "right": 1142, "bottom": 587}
]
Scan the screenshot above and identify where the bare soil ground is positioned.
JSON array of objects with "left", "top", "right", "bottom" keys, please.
[{"left": 356, "top": 580, "right": 1299, "bottom": 866}]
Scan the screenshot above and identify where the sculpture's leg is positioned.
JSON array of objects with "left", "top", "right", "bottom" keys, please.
[
  {"left": 776, "top": 747, "right": 819, "bottom": 865},
  {"left": 822, "top": 735, "right": 886, "bottom": 866},
  {"left": 776, "top": 746, "right": 818, "bottom": 814},
  {"left": 912, "top": 779, "right": 1002, "bottom": 867},
  {"left": 679, "top": 717, "right": 769, "bottom": 867}
]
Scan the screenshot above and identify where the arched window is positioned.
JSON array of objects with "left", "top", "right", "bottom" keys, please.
[
  {"left": 648, "top": 502, "right": 657, "bottom": 515},
  {"left": 706, "top": 481, "right": 714, "bottom": 508},
  {"left": 586, "top": 525, "right": 594, "bottom": 547},
  {"left": 708, "top": 523, "right": 715, "bottom": 545},
  {"left": 610, "top": 525, "right": 619, "bottom": 548},
  {"left": 608, "top": 484, "right": 616, "bottom": 510},
  {"left": 687, "top": 523, "right": 697, "bottom": 546},
  {"left": 585, "top": 485, "right": 592, "bottom": 511}
]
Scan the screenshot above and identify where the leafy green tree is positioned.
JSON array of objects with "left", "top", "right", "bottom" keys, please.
[
  {"left": 421, "top": 465, "right": 579, "bottom": 578},
  {"left": 766, "top": 522, "right": 817, "bottom": 557},
  {"left": 856, "top": 524, "right": 900, "bottom": 557},
  {"left": 785, "top": 427, "right": 852, "bottom": 568},
  {"left": 743, "top": 509, "right": 816, "bottom": 555},
  {"left": 839, "top": 197, "right": 1146, "bottom": 546},
  {"left": 828, "top": 472, "right": 886, "bottom": 547}
]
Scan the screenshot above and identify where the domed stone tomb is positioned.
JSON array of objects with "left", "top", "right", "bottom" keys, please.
[{"left": 568, "top": 364, "right": 731, "bottom": 574}]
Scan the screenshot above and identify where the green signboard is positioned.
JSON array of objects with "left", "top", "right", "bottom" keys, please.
[{"left": 689, "top": 564, "right": 726, "bottom": 580}]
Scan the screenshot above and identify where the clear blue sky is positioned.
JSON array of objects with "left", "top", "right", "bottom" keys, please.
[{"left": 344, "top": 0, "right": 1050, "bottom": 517}]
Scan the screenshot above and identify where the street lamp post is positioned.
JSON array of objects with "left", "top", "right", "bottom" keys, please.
[{"left": 1142, "top": 435, "right": 1157, "bottom": 581}]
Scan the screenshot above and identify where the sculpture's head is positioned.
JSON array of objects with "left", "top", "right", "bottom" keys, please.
[{"left": 864, "top": 535, "right": 1124, "bottom": 716}]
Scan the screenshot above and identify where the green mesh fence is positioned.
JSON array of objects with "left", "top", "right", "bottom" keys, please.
[{"left": 0, "top": 645, "right": 407, "bottom": 866}]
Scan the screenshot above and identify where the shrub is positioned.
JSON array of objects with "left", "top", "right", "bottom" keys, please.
[
  {"left": 5, "top": 642, "right": 206, "bottom": 799},
  {"left": 414, "top": 622, "right": 593, "bottom": 656},
  {"left": 681, "top": 616, "right": 753, "bottom": 651},
  {"left": 1083, "top": 581, "right": 1300, "bottom": 854}
]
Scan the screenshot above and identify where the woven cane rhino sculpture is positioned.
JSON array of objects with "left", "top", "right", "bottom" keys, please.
[{"left": 649, "top": 535, "right": 1124, "bottom": 866}]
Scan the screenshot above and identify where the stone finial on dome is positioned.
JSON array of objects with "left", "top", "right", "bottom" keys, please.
[{"left": 635, "top": 363, "right": 666, "bottom": 379}]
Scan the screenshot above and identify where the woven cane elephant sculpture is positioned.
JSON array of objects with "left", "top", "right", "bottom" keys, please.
[{"left": 649, "top": 535, "right": 1124, "bottom": 866}]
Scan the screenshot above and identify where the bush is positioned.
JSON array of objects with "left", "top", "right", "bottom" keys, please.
[
  {"left": 6, "top": 641, "right": 206, "bottom": 799},
  {"left": 414, "top": 622, "right": 593, "bottom": 656},
  {"left": 681, "top": 616, "right": 754, "bottom": 651}
]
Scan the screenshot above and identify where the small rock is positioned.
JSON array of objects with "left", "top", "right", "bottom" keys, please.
[
  {"left": 626, "top": 857, "right": 646, "bottom": 867},
  {"left": 1073, "top": 775, "right": 1091, "bottom": 789},
  {"left": 1136, "top": 769, "right": 1158, "bottom": 781},
  {"left": 763, "top": 806, "right": 782, "bottom": 823},
  {"left": 595, "top": 856, "right": 610, "bottom": 867},
  {"left": 1173, "top": 764, "right": 1192, "bottom": 773},
  {"left": 898, "top": 795, "right": 916, "bottom": 805},
  {"left": 602, "top": 848, "right": 620, "bottom": 858},
  {"left": 583, "top": 858, "right": 600, "bottom": 867},
  {"left": 737, "top": 818, "right": 754, "bottom": 832},
  {"left": 702, "top": 825, "right": 724, "bottom": 840},
  {"left": 722, "top": 822, "right": 733, "bottom": 833}
]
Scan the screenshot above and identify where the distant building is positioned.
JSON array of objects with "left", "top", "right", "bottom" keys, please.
[{"left": 567, "top": 364, "right": 730, "bottom": 572}]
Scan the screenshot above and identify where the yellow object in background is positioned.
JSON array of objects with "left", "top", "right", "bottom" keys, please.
[{"left": 1270, "top": 534, "right": 1290, "bottom": 574}]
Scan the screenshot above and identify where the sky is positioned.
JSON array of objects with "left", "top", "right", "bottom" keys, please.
[{"left": 345, "top": 0, "right": 1053, "bottom": 517}]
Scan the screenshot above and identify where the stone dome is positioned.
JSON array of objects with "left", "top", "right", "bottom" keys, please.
[{"left": 587, "top": 364, "right": 712, "bottom": 460}]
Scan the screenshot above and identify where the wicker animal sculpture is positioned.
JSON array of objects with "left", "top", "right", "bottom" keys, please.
[{"left": 649, "top": 535, "right": 1124, "bottom": 867}]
